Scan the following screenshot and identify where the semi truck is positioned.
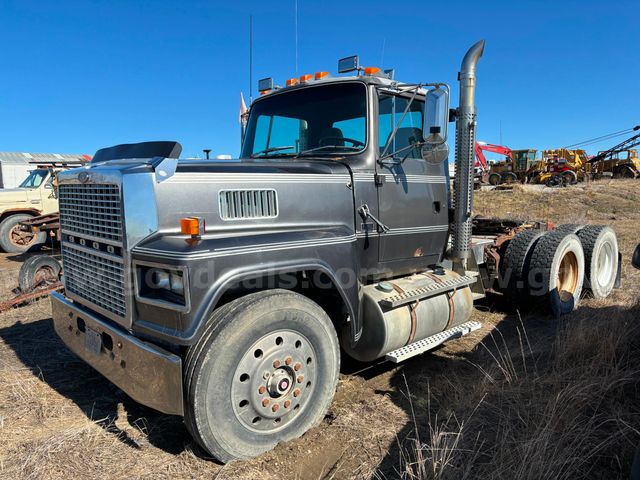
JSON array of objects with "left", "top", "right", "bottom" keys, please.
[{"left": 50, "top": 41, "right": 620, "bottom": 462}]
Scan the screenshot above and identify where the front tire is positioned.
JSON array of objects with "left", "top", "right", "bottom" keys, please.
[
  {"left": 184, "top": 290, "right": 340, "bottom": 463},
  {"left": 0, "top": 214, "right": 46, "bottom": 253}
]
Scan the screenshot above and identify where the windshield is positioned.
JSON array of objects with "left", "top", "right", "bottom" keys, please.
[
  {"left": 241, "top": 83, "right": 367, "bottom": 158},
  {"left": 19, "top": 169, "right": 49, "bottom": 188}
]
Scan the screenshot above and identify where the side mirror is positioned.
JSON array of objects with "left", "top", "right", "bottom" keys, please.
[
  {"left": 423, "top": 87, "right": 449, "bottom": 146},
  {"left": 633, "top": 244, "right": 640, "bottom": 269},
  {"left": 422, "top": 86, "right": 450, "bottom": 164}
]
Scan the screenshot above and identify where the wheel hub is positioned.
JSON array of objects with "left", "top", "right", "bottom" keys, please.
[
  {"left": 268, "top": 368, "right": 294, "bottom": 397},
  {"left": 231, "top": 330, "right": 315, "bottom": 432}
]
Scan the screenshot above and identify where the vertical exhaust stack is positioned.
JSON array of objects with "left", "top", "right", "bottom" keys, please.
[{"left": 452, "top": 40, "right": 485, "bottom": 272}]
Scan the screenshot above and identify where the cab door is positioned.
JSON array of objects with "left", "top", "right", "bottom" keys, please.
[
  {"left": 40, "top": 171, "right": 59, "bottom": 214},
  {"left": 375, "top": 92, "right": 449, "bottom": 265}
]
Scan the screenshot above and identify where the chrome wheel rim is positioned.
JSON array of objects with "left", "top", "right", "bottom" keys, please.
[{"left": 231, "top": 330, "right": 316, "bottom": 433}]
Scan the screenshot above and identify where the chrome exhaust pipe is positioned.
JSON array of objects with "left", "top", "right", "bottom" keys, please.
[{"left": 452, "top": 40, "right": 485, "bottom": 270}]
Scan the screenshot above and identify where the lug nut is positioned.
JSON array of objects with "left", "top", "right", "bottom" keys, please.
[
  {"left": 258, "top": 386, "right": 267, "bottom": 394},
  {"left": 293, "top": 388, "right": 301, "bottom": 398},
  {"left": 273, "top": 360, "right": 281, "bottom": 368},
  {"left": 294, "top": 362, "right": 302, "bottom": 371},
  {"left": 284, "top": 400, "right": 291, "bottom": 409},
  {"left": 285, "top": 357, "right": 293, "bottom": 366},
  {"left": 297, "top": 375, "right": 304, "bottom": 384},
  {"left": 272, "top": 404, "right": 280, "bottom": 412},
  {"left": 262, "top": 398, "right": 270, "bottom": 407}
]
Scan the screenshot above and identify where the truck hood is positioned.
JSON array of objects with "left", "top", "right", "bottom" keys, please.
[{"left": 57, "top": 157, "right": 356, "bottom": 250}]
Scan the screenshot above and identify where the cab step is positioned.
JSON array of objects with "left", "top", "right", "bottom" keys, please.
[
  {"left": 385, "top": 320, "right": 482, "bottom": 363},
  {"left": 379, "top": 275, "right": 477, "bottom": 309}
]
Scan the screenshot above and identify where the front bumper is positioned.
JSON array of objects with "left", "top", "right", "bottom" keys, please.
[{"left": 51, "top": 291, "right": 184, "bottom": 416}]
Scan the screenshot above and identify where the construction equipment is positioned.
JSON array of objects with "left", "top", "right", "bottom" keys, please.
[
  {"left": 528, "top": 148, "right": 590, "bottom": 186},
  {"left": 589, "top": 125, "right": 640, "bottom": 178},
  {"left": 49, "top": 41, "right": 620, "bottom": 463},
  {"left": 474, "top": 143, "right": 518, "bottom": 185}
]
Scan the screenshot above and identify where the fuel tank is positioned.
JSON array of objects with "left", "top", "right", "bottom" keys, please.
[{"left": 344, "top": 270, "right": 474, "bottom": 362}]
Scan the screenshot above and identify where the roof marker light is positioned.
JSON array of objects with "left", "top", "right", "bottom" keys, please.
[
  {"left": 314, "top": 71, "right": 329, "bottom": 79},
  {"left": 364, "top": 66, "right": 381, "bottom": 75},
  {"left": 286, "top": 78, "right": 299, "bottom": 87},
  {"left": 258, "top": 77, "right": 274, "bottom": 92},
  {"left": 299, "top": 74, "right": 312, "bottom": 82}
]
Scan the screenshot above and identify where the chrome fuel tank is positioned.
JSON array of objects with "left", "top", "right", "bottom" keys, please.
[{"left": 344, "top": 270, "right": 474, "bottom": 362}]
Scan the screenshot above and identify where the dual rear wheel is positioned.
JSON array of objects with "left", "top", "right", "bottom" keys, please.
[{"left": 501, "top": 224, "right": 618, "bottom": 316}]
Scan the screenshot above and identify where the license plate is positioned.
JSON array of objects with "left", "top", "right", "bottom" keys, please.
[{"left": 85, "top": 327, "right": 102, "bottom": 355}]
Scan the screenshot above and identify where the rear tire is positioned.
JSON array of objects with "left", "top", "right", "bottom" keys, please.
[
  {"left": 488, "top": 173, "right": 501, "bottom": 186},
  {"left": 18, "top": 255, "right": 61, "bottom": 292},
  {"left": 554, "top": 224, "right": 585, "bottom": 234},
  {"left": 184, "top": 290, "right": 340, "bottom": 463},
  {"left": 562, "top": 170, "right": 578, "bottom": 185},
  {"left": 576, "top": 225, "right": 618, "bottom": 298},
  {"left": 527, "top": 231, "right": 585, "bottom": 317},
  {"left": 500, "top": 229, "right": 544, "bottom": 302},
  {"left": 501, "top": 172, "right": 518, "bottom": 185},
  {"left": 0, "top": 214, "right": 46, "bottom": 253}
]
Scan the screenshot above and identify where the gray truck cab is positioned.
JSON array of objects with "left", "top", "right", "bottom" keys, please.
[{"left": 50, "top": 41, "right": 620, "bottom": 463}]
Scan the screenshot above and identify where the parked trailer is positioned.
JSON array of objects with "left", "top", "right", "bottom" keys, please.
[{"left": 50, "top": 41, "right": 620, "bottom": 463}]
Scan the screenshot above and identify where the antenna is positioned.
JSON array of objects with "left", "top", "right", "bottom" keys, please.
[
  {"left": 249, "top": 15, "right": 253, "bottom": 102},
  {"left": 380, "top": 38, "right": 386, "bottom": 67},
  {"left": 294, "top": 0, "right": 298, "bottom": 74}
]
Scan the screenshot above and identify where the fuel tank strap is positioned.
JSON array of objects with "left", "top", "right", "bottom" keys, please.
[
  {"left": 389, "top": 282, "right": 418, "bottom": 346},
  {"left": 379, "top": 275, "right": 476, "bottom": 309}
]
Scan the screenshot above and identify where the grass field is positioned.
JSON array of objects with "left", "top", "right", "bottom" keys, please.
[{"left": 0, "top": 180, "right": 638, "bottom": 479}]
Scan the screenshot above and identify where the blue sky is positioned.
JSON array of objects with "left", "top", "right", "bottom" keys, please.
[{"left": 1, "top": 0, "right": 638, "bottom": 158}]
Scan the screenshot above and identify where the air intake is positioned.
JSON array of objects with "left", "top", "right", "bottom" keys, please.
[{"left": 219, "top": 189, "right": 278, "bottom": 220}]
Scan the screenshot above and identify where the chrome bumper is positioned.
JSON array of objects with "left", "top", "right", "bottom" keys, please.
[{"left": 51, "top": 291, "right": 184, "bottom": 416}]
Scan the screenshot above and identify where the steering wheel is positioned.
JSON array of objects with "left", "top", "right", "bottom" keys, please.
[{"left": 319, "top": 136, "right": 365, "bottom": 148}]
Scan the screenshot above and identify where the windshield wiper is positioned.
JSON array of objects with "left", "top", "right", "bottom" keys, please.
[
  {"left": 250, "top": 146, "right": 296, "bottom": 158},
  {"left": 297, "top": 145, "right": 360, "bottom": 156}
]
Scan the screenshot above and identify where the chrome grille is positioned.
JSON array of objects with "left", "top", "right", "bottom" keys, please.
[
  {"left": 219, "top": 189, "right": 278, "bottom": 220},
  {"left": 62, "top": 244, "right": 126, "bottom": 317},
  {"left": 59, "top": 184, "right": 123, "bottom": 243}
]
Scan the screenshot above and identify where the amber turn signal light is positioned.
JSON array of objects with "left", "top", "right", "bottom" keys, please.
[{"left": 180, "top": 217, "right": 205, "bottom": 239}]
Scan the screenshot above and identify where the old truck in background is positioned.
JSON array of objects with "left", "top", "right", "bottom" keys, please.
[
  {"left": 50, "top": 41, "right": 620, "bottom": 462},
  {"left": 0, "top": 157, "right": 88, "bottom": 253}
]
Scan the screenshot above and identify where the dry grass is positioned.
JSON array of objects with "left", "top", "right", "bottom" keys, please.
[{"left": 1, "top": 179, "right": 639, "bottom": 479}]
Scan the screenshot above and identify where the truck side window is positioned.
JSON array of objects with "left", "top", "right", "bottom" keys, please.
[{"left": 378, "top": 94, "right": 424, "bottom": 158}]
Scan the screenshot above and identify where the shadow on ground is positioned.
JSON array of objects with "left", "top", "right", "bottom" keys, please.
[
  {"left": 0, "top": 316, "right": 191, "bottom": 456},
  {"left": 370, "top": 303, "right": 640, "bottom": 479}
]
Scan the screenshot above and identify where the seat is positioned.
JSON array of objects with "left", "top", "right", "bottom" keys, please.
[{"left": 319, "top": 127, "right": 345, "bottom": 147}]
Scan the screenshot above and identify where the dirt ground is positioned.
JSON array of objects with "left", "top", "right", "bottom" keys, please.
[{"left": 1, "top": 180, "right": 639, "bottom": 480}]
